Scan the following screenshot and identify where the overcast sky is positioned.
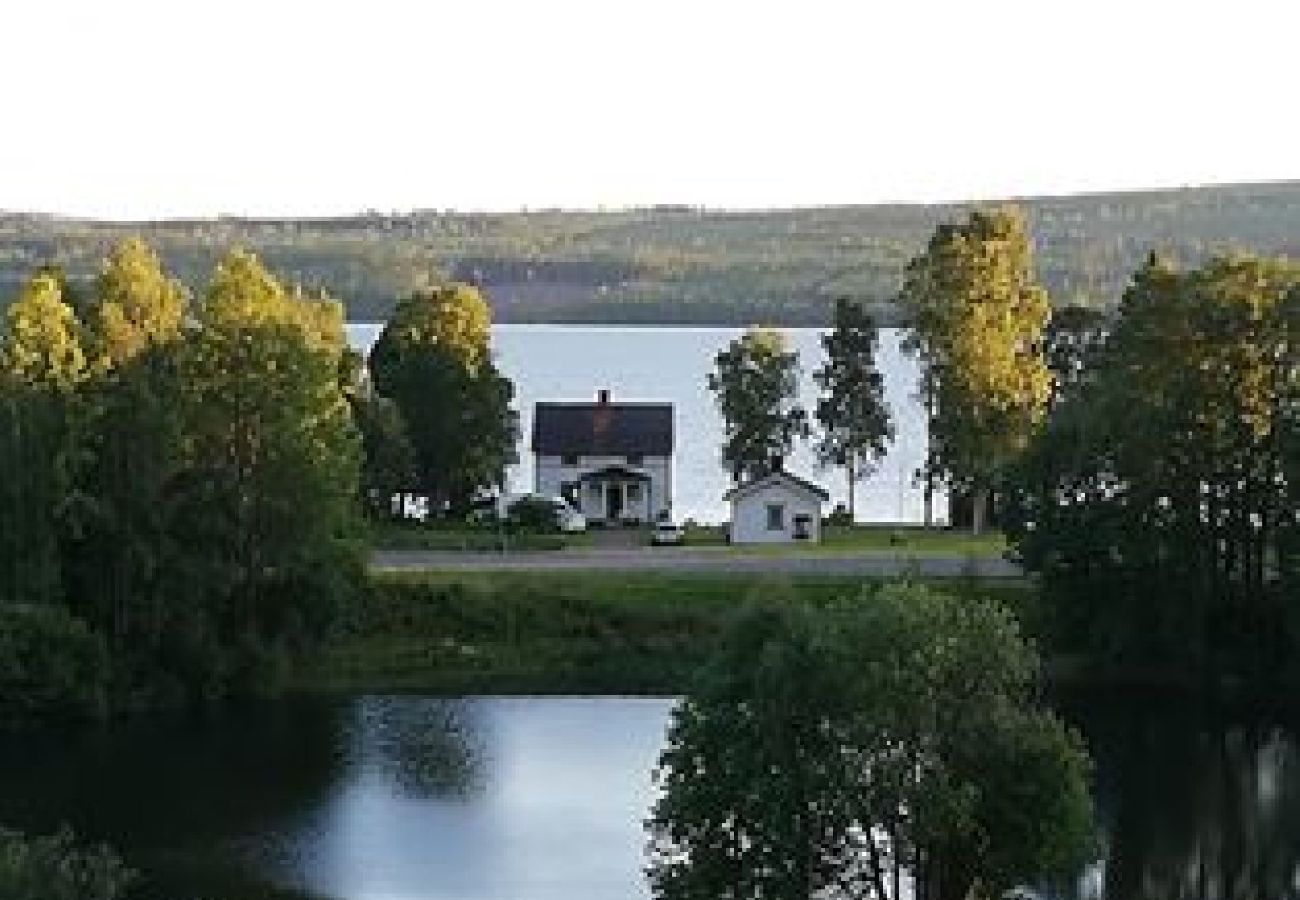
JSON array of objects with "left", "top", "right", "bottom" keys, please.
[{"left": 3, "top": 0, "right": 1296, "bottom": 219}]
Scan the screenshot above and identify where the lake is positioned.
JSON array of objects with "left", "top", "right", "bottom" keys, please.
[
  {"left": 345, "top": 324, "right": 945, "bottom": 525},
  {"left": 2, "top": 693, "right": 1299, "bottom": 900}
]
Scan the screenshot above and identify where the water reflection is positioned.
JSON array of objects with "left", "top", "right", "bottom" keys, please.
[
  {"left": 1055, "top": 691, "right": 1300, "bottom": 900},
  {"left": 3, "top": 694, "right": 1300, "bottom": 899}
]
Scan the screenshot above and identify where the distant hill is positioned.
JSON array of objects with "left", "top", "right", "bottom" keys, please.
[{"left": 3, "top": 182, "right": 1298, "bottom": 326}]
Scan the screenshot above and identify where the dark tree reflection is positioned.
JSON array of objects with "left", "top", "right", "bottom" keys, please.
[
  {"left": 1056, "top": 691, "right": 1300, "bottom": 900},
  {"left": 353, "top": 696, "right": 485, "bottom": 799}
]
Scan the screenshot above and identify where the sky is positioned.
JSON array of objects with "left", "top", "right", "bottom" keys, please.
[{"left": 2, "top": 0, "right": 1297, "bottom": 219}]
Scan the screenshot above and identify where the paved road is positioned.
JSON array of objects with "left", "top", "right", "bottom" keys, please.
[{"left": 371, "top": 548, "right": 1023, "bottom": 579}]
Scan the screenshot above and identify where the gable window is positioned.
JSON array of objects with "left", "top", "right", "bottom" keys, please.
[
  {"left": 561, "top": 453, "right": 580, "bottom": 466},
  {"left": 766, "top": 503, "right": 785, "bottom": 531},
  {"left": 626, "top": 453, "right": 644, "bottom": 466}
]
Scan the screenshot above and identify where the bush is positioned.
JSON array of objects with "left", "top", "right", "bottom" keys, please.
[
  {"left": 0, "top": 826, "right": 135, "bottom": 900},
  {"left": 0, "top": 605, "right": 109, "bottom": 726},
  {"left": 505, "top": 497, "right": 561, "bottom": 533}
]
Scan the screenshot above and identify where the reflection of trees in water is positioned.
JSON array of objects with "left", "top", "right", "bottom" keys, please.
[
  {"left": 1060, "top": 693, "right": 1300, "bottom": 900},
  {"left": 354, "top": 696, "right": 484, "bottom": 799}
]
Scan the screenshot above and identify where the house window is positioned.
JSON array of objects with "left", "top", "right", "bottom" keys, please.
[
  {"left": 626, "top": 453, "right": 644, "bottom": 466},
  {"left": 561, "top": 453, "right": 580, "bottom": 466},
  {"left": 627, "top": 483, "right": 642, "bottom": 502},
  {"left": 766, "top": 503, "right": 785, "bottom": 531}
]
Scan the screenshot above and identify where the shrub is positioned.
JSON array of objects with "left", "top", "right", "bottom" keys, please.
[
  {"left": 0, "top": 826, "right": 134, "bottom": 900},
  {"left": 0, "top": 605, "right": 109, "bottom": 725}
]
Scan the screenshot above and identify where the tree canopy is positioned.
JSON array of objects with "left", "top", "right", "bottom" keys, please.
[
  {"left": 647, "top": 581, "right": 1094, "bottom": 900},
  {"left": 1004, "top": 253, "right": 1300, "bottom": 678},
  {"left": 706, "top": 326, "right": 808, "bottom": 482},
  {"left": 813, "top": 298, "right": 894, "bottom": 517},
  {"left": 369, "top": 284, "right": 517, "bottom": 514},
  {"left": 899, "top": 206, "right": 1053, "bottom": 532}
]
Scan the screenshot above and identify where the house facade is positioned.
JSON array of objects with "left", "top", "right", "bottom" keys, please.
[
  {"left": 532, "top": 391, "right": 674, "bottom": 525},
  {"left": 726, "top": 469, "right": 829, "bottom": 544}
]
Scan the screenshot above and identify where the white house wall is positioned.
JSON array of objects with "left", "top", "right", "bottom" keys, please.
[
  {"left": 535, "top": 454, "right": 674, "bottom": 522},
  {"left": 730, "top": 483, "right": 824, "bottom": 544}
]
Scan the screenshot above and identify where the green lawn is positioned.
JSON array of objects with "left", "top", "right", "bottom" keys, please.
[
  {"left": 299, "top": 570, "right": 1033, "bottom": 695},
  {"left": 679, "top": 524, "right": 1008, "bottom": 558},
  {"left": 369, "top": 519, "right": 1009, "bottom": 559}
]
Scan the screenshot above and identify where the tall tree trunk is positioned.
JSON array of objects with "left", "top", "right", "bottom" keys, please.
[
  {"left": 971, "top": 486, "right": 988, "bottom": 537},
  {"left": 847, "top": 457, "right": 856, "bottom": 522}
]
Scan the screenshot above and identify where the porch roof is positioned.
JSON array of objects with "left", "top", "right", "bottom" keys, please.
[{"left": 578, "top": 465, "right": 652, "bottom": 482}]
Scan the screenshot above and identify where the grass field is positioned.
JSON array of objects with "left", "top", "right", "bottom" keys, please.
[
  {"left": 300, "top": 570, "right": 1033, "bottom": 695},
  {"left": 370, "top": 519, "right": 1009, "bottom": 559}
]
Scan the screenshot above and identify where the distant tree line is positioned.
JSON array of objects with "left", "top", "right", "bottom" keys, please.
[{"left": 3, "top": 181, "right": 1298, "bottom": 325}]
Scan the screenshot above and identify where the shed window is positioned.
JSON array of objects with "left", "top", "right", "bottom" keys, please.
[
  {"left": 766, "top": 503, "right": 785, "bottom": 531},
  {"left": 561, "top": 453, "right": 580, "bottom": 466}
]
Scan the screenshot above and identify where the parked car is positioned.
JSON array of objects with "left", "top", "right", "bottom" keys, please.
[
  {"left": 651, "top": 520, "right": 685, "bottom": 546},
  {"left": 506, "top": 494, "right": 587, "bottom": 534}
]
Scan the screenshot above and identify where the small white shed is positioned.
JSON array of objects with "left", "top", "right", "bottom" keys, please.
[{"left": 725, "top": 470, "right": 830, "bottom": 544}]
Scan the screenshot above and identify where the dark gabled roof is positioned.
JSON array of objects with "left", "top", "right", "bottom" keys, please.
[
  {"left": 724, "top": 470, "right": 830, "bottom": 502},
  {"left": 532, "top": 402, "right": 674, "bottom": 456}
]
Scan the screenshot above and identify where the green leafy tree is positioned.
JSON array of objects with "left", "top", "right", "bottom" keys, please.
[
  {"left": 165, "top": 321, "right": 364, "bottom": 693},
  {"left": 87, "top": 237, "right": 188, "bottom": 369},
  {"left": 1044, "top": 302, "right": 1109, "bottom": 409},
  {"left": 370, "top": 284, "right": 518, "bottom": 514},
  {"left": 706, "top": 327, "right": 807, "bottom": 482},
  {"left": 647, "top": 582, "right": 1094, "bottom": 900},
  {"left": 0, "top": 273, "right": 87, "bottom": 391},
  {"left": 899, "top": 207, "right": 1053, "bottom": 533},
  {"left": 1005, "top": 254, "right": 1300, "bottom": 678},
  {"left": 0, "top": 273, "right": 89, "bottom": 607},
  {"left": 814, "top": 299, "right": 894, "bottom": 518},
  {"left": 351, "top": 391, "right": 417, "bottom": 519},
  {"left": 0, "top": 826, "right": 134, "bottom": 900},
  {"left": 203, "top": 247, "right": 346, "bottom": 355}
]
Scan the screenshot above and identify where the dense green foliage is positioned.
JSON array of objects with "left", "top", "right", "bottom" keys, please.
[
  {"left": 707, "top": 327, "right": 808, "bottom": 482},
  {"left": 899, "top": 207, "right": 1052, "bottom": 534},
  {"left": 813, "top": 299, "right": 894, "bottom": 516},
  {"left": 306, "top": 571, "right": 1030, "bottom": 694},
  {"left": 646, "top": 582, "right": 1093, "bottom": 900},
  {"left": 0, "top": 827, "right": 134, "bottom": 900},
  {"left": 4, "top": 182, "right": 1298, "bottom": 325},
  {"left": 0, "top": 242, "right": 365, "bottom": 716},
  {"left": 0, "top": 605, "right": 108, "bottom": 724},
  {"left": 370, "top": 285, "right": 518, "bottom": 514},
  {"left": 1005, "top": 254, "right": 1300, "bottom": 681}
]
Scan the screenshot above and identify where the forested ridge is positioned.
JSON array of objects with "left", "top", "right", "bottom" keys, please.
[{"left": 3, "top": 181, "right": 1298, "bottom": 325}]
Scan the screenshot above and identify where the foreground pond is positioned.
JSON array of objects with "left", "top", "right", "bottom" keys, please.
[{"left": 1, "top": 693, "right": 1298, "bottom": 900}]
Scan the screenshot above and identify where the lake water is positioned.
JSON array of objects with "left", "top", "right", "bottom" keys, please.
[
  {"left": 345, "top": 324, "right": 945, "bottom": 524},
  {"left": 2, "top": 693, "right": 1299, "bottom": 900}
]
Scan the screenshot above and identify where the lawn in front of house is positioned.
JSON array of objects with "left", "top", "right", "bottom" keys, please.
[{"left": 675, "top": 524, "right": 1008, "bottom": 558}]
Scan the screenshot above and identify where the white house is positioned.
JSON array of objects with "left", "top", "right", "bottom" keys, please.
[
  {"left": 532, "top": 390, "right": 674, "bottom": 525},
  {"left": 725, "top": 468, "right": 829, "bottom": 544}
]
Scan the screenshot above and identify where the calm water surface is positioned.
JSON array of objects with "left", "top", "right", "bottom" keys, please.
[
  {"left": 346, "top": 324, "right": 944, "bottom": 524},
  {"left": 2, "top": 694, "right": 1299, "bottom": 900}
]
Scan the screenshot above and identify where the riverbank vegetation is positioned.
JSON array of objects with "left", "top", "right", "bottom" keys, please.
[
  {"left": 0, "top": 241, "right": 365, "bottom": 721},
  {"left": 648, "top": 583, "right": 1093, "bottom": 900},
  {"left": 3, "top": 182, "right": 1299, "bottom": 326},
  {"left": 301, "top": 571, "right": 1031, "bottom": 694}
]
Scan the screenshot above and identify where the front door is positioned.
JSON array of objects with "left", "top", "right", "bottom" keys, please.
[{"left": 605, "top": 483, "right": 623, "bottom": 522}]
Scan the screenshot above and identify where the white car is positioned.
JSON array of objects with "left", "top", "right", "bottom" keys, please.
[{"left": 651, "top": 521, "right": 685, "bottom": 546}]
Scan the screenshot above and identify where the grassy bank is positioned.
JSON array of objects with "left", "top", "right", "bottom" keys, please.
[{"left": 299, "top": 571, "right": 1033, "bottom": 695}]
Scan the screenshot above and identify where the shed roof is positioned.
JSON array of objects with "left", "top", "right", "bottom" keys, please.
[
  {"left": 532, "top": 401, "right": 673, "bottom": 456},
  {"left": 724, "top": 470, "right": 830, "bottom": 503}
]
